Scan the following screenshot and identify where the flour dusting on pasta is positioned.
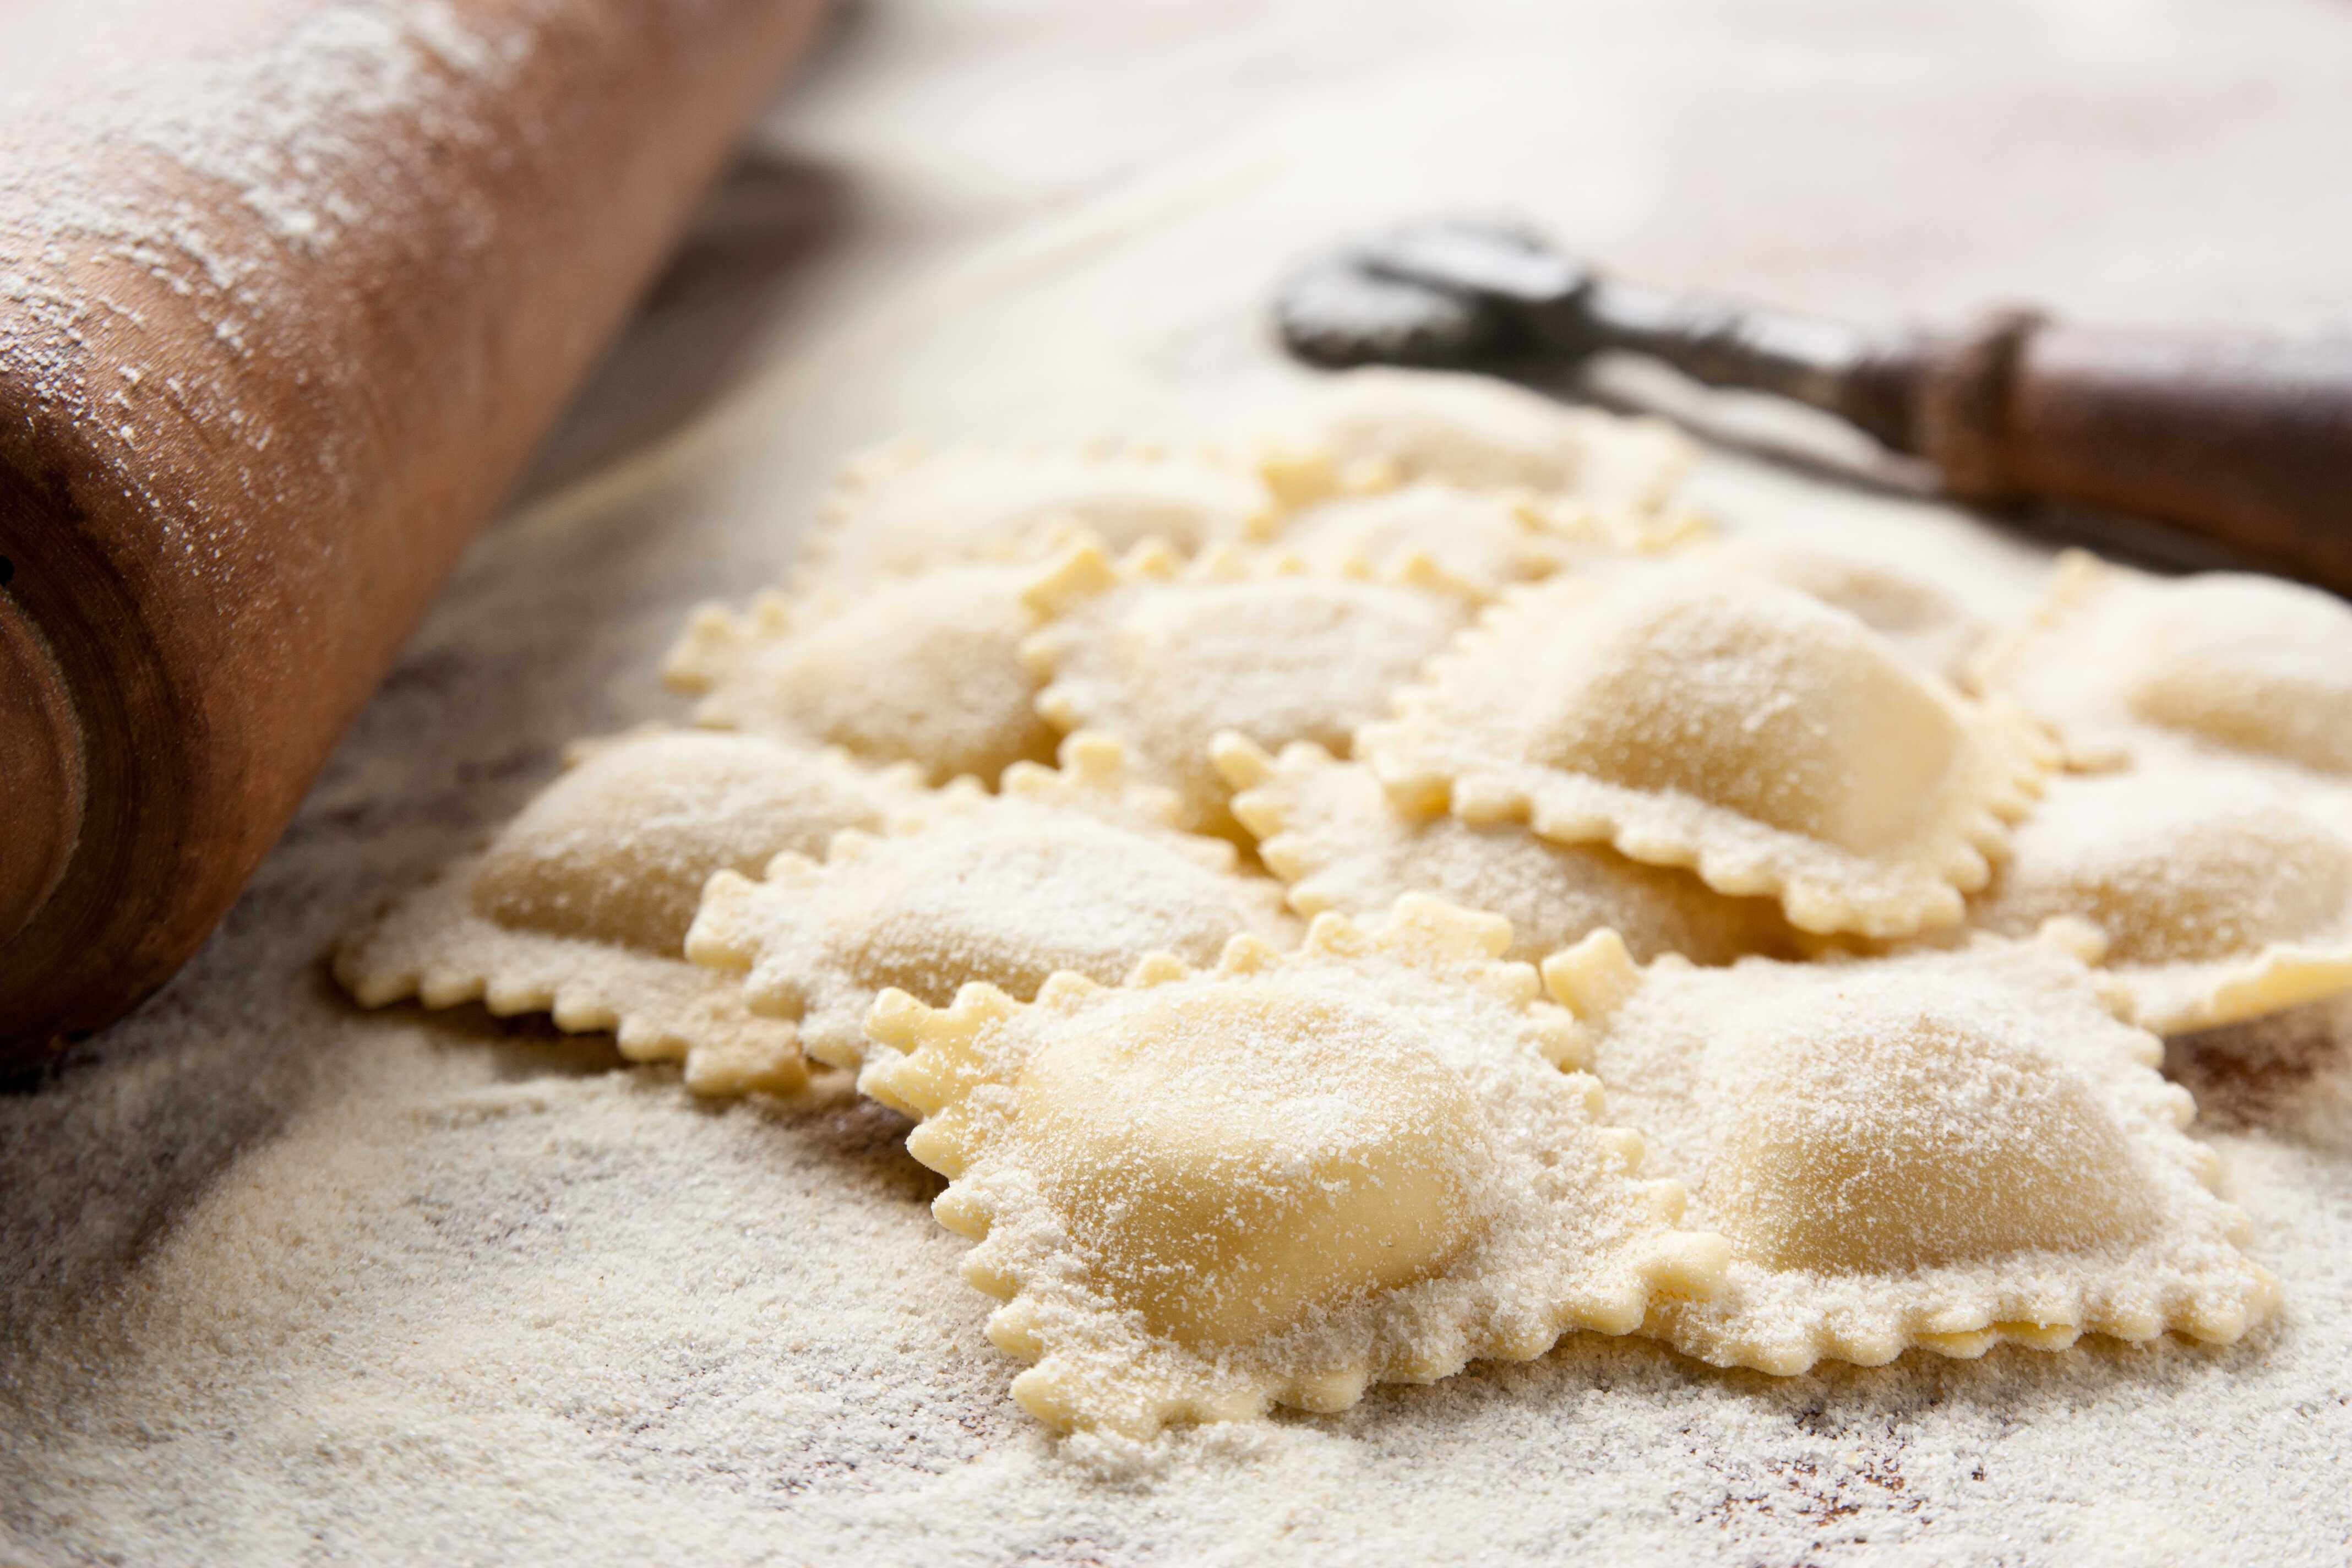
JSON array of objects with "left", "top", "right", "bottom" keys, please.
[{"left": 328, "top": 369, "right": 2315, "bottom": 1442}]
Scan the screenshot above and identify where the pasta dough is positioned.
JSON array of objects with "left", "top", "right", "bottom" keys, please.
[
  {"left": 334, "top": 729, "right": 916, "bottom": 1095},
  {"left": 859, "top": 896, "right": 1732, "bottom": 1436},
  {"left": 1213, "top": 735, "right": 1803, "bottom": 965},
  {"left": 662, "top": 561, "right": 1060, "bottom": 786},
  {"left": 1267, "top": 481, "right": 1702, "bottom": 596},
  {"left": 685, "top": 732, "right": 1297, "bottom": 1072},
  {"left": 1260, "top": 366, "right": 1695, "bottom": 515},
  {"left": 796, "top": 439, "right": 1275, "bottom": 584},
  {"left": 1701, "top": 535, "right": 1989, "bottom": 679},
  {"left": 1269, "top": 483, "right": 1565, "bottom": 594},
  {"left": 1971, "top": 764, "right": 2352, "bottom": 1034},
  {"left": 1542, "top": 933, "right": 2278, "bottom": 1374},
  {"left": 1023, "top": 539, "right": 1474, "bottom": 841},
  {"left": 1358, "top": 568, "right": 2051, "bottom": 937},
  {"left": 1976, "top": 552, "right": 2352, "bottom": 776},
  {"left": 330, "top": 393, "right": 2310, "bottom": 1437}
]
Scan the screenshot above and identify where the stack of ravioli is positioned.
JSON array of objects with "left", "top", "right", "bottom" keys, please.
[{"left": 339, "top": 366, "right": 2327, "bottom": 1439}]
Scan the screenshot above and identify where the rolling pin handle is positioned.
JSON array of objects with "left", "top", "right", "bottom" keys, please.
[
  {"left": 0, "top": 0, "right": 834, "bottom": 1063},
  {"left": 0, "top": 590, "right": 84, "bottom": 951}
]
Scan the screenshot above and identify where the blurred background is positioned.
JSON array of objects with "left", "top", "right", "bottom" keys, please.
[{"left": 534, "top": 0, "right": 2352, "bottom": 493}]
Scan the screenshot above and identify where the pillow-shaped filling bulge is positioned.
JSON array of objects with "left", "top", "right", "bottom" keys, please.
[
  {"left": 1107, "top": 578, "right": 1460, "bottom": 759},
  {"left": 815, "top": 447, "right": 1271, "bottom": 579},
  {"left": 2121, "top": 574, "right": 2352, "bottom": 775},
  {"left": 472, "top": 733, "right": 884, "bottom": 950},
  {"left": 1527, "top": 579, "right": 1963, "bottom": 855},
  {"left": 1982, "top": 770, "right": 2352, "bottom": 966},
  {"left": 1703, "top": 999, "right": 2159, "bottom": 1273},
  {"left": 1016, "top": 990, "right": 1491, "bottom": 1345},
  {"left": 835, "top": 818, "right": 1273, "bottom": 1005}
]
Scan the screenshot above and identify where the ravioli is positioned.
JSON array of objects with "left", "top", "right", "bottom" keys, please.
[
  {"left": 1976, "top": 552, "right": 2352, "bottom": 776},
  {"left": 1702, "top": 535, "right": 1990, "bottom": 679},
  {"left": 1543, "top": 933, "right": 2278, "bottom": 1373},
  {"left": 1214, "top": 735, "right": 1803, "bottom": 966},
  {"left": 860, "top": 896, "right": 1731, "bottom": 1436},
  {"left": 1260, "top": 366, "right": 1695, "bottom": 516},
  {"left": 1359, "top": 568, "right": 2052, "bottom": 937},
  {"left": 1972, "top": 764, "right": 2352, "bottom": 1034},
  {"left": 797, "top": 439, "right": 1275, "bottom": 585},
  {"left": 1268, "top": 481, "right": 1700, "bottom": 596},
  {"left": 1023, "top": 539, "right": 1474, "bottom": 842},
  {"left": 334, "top": 401, "right": 2318, "bottom": 1431},
  {"left": 684, "top": 732, "right": 1297, "bottom": 1072},
  {"left": 334, "top": 729, "right": 915, "bottom": 1095},
  {"left": 663, "top": 561, "right": 1060, "bottom": 786}
]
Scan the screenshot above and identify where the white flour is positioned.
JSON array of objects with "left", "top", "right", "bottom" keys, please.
[{"left": 3, "top": 1027, "right": 2346, "bottom": 1564}]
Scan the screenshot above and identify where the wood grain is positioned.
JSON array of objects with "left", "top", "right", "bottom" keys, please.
[{"left": 0, "top": 0, "right": 830, "bottom": 1061}]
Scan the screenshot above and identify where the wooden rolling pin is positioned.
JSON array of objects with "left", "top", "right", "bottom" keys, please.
[
  {"left": 0, "top": 0, "right": 830, "bottom": 1066},
  {"left": 1280, "top": 222, "right": 2352, "bottom": 590}
]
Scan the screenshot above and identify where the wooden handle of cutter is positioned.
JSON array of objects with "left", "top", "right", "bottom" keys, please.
[
  {"left": 0, "top": 0, "right": 829, "bottom": 1064},
  {"left": 1567, "top": 284, "right": 2352, "bottom": 590},
  {"left": 1834, "top": 316, "right": 2352, "bottom": 588},
  {"left": 1996, "top": 325, "right": 2352, "bottom": 586}
]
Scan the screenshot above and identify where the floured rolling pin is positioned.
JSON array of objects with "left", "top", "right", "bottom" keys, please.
[
  {"left": 1280, "top": 221, "right": 2352, "bottom": 591},
  {"left": 0, "top": 0, "right": 830, "bottom": 1065}
]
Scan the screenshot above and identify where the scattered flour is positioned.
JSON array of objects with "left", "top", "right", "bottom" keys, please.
[{"left": 3, "top": 1011, "right": 2345, "bottom": 1565}]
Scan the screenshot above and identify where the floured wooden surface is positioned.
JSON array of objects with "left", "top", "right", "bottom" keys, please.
[{"left": 6, "top": 1, "right": 2352, "bottom": 1563}]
